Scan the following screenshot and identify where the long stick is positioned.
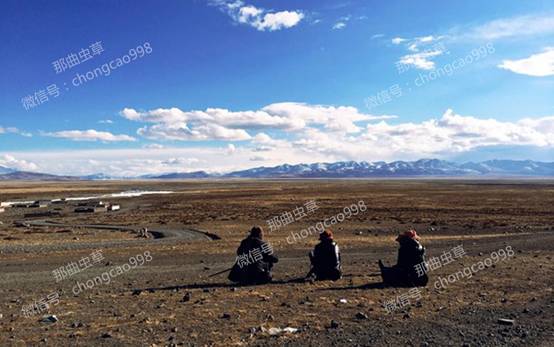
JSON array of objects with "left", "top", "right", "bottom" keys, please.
[{"left": 208, "top": 267, "right": 233, "bottom": 278}]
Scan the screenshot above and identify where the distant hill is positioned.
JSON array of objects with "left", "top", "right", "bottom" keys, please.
[
  {"left": 222, "top": 159, "right": 554, "bottom": 178},
  {"left": 0, "top": 165, "right": 16, "bottom": 174},
  {"left": 149, "top": 171, "right": 211, "bottom": 179},
  {"left": 0, "top": 171, "right": 80, "bottom": 181},
  {"left": 0, "top": 159, "right": 553, "bottom": 180}
]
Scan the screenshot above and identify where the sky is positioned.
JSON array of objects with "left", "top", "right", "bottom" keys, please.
[{"left": 1, "top": 0, "right": 553, "bottom": 176}]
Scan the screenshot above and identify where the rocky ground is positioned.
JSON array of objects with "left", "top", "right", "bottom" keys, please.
[{"left": 0, "top": 179, "right": 553, "bottom": 346}]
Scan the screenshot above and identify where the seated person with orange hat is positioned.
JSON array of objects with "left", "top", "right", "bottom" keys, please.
[
  {"left": 378, "top": 229, "right": 428, "bottom": 287},
  {"left": 306, "top": 229, "right": 342, "bottom": 281}
]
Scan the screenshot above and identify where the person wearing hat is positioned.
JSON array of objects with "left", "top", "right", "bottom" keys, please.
[
  {"left": 306, "top": 229, "right": 342, "bottom": 281},
  {"left": 378, "top": 229, "right": 428, "bottom": 287},
  {"left": 228, "top": 226, "right": 279, "bottom": 285}
]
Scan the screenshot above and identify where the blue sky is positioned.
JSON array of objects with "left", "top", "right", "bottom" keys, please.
[{"left": 1, "top": 0, "right": 553, "bottom": 175}]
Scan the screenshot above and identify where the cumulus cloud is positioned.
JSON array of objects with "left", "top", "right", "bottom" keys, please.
[
  {"left": 288, "top": 109, "right": 554, "bottom": 160},
  {"left": 498, "top": 48, "right": 554, "bottom": 77},
  {"left": 121, "top": 103, "right": 393, "bottom": 141},
  {"left": 0, "top": 154, "right": 38, "bottom": 171},
  {"left": 213, "top": 0, "right": 304, "bottom": 31},
  {"left": 7, "top": 109, "right": 554, "bottom": 176},
  {"left": 45, "top": 129, "right": 136, "bottom": 142},
  {"left": 359, "top": 109, "right": 554, "bottom": 155},
  {"left": 332, "top": 22, "right": 346, "bottom": 30}
]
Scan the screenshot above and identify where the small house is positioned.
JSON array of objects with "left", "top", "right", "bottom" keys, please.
[{"left": 108, "top": 204, "right": 120, "bottom": 211}]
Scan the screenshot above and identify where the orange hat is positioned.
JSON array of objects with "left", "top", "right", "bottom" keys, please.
[
  {"left": 319, "top": 229, "right": 333, "bottom": 240},
  {"left": 396, "top": 229, "right": 420, "bottom": 242}
]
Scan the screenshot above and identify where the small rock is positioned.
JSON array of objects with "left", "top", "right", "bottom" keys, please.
[
  {"left": 497, "top": 318, "right": 515, "bottom": 326},
  {"left": 40, "top": 315, "right": 58, "bottom": 324},
  {"left": 355, "top": 312, "right": 368, "bottom": 320},
  {"left": 330, "top": 320, "right": 340, "bottom": 329},
  {"left": 101, "top": 332, "right": 112, "bottom": 338},
  {"left": 221, "top": 313, "right": 231, "bottom": 319},
  {"left": 182, "top": 292, "right": 192, "bottom": 302}
]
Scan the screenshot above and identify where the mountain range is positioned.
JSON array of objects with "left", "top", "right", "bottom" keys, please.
[{"left": 1, "top": 159, "right": 554, "bottom": 180}]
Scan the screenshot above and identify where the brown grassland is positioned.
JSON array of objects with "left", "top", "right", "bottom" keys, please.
[{"left": 1, "top": 179, "right": 553, "bottom": 346}]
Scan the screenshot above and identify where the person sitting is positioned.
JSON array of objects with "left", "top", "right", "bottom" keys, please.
[
  {"left": 378, "top": 229, "right": 428, "bottom": 287},
  {"left": 306, "top": 229, "right": 342, "bottom": 281},
  {"left": 228, "top": 226, "right": 278, "bottom": 285}
]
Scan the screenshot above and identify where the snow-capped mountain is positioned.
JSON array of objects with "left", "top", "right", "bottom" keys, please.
[
  {"left": 0, "top": 165, "right": 16, "bottom": 174},
  {"left": 1, "top": 159, "right": 554, "bottom": 180},
  {"left": 222, "top": 159, "right": 554, "bottom": 178}
]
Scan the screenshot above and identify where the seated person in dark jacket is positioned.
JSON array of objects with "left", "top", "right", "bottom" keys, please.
[
  {"left": 306, "top": 229, "right": 342, "bottom": 281},
  {"left": 378, "top": 229, "right": 428, "bottom": 287},
  {"left": 228, "top": 226, "right": 278, "bottom": 285}
]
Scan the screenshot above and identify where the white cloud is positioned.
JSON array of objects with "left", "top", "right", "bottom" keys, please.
[
  {"left": 0, "top": 154, "right": 38, "bottom": 171},
  {"left": 121, "top": 103, "right": 393, "bottom": 142},
  {"left": 161, "top": 157, "right": 201, "bottom": 166},
  {"left": 142, "top": 143, "right": 165, "bottom": 149},
  {"left": 6, "top": 106, "right": 554, "bottom": 176},
  {"left": 469, "top": 14, "right": 554, "bottom": 40},
  {"left": 498, "top": 48, "right": 554, "bottom": 77},
  {"left": 0, "top": 126, "right": 32, "bottom": 137},
  {"left": 392, "top": 37, "right": 406, "bottom": 45},
  {"left": 98, "top": 119, "right": 114, "bottom": 124},
  {"left": 45, "top": 129, "right": 136, "bottom": 142},
  {"left": 398, "top": 49, "right": 444, "bottom": 70},
  {"left": 332, "top": 22, "right": 346, "bottom": 30},
  {"left": 392, "top": 35, "right": 447, "bottom": 70},
  {"left": 226, "top": 144, "right": 236, "bottom": 155},
  {"left": 359, "top": 109, "right": 554, "bottom": 154},
  {"left": 214, "top": 0, "right": 304, "bottom": 31},
  {"left": 332, "top": 15, "right": 354, "bottom": 30}
]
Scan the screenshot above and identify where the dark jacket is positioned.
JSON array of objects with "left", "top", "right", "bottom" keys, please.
[
  {"left": 397, "top": 237, "right": 426, "bottom": 272},
  {"left": 228, "top": 236, "right": 278, "bottom": 284},
  {"left": 380, "top": 237, "right": 428, "bottom": 287},
  {"left": 309, "top": 240, "right": 342, "bottom": 280}
]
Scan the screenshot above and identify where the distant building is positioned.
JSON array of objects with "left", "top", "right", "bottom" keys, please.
[
  {"left": 30, "top": 200, "right": 50, "bottom": 208},
  {"left": 108, "top": 204, "right": 120, "bottom": 211},
  {"left": 74, "top": 206, "right": 107, "bottom": 213}
]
